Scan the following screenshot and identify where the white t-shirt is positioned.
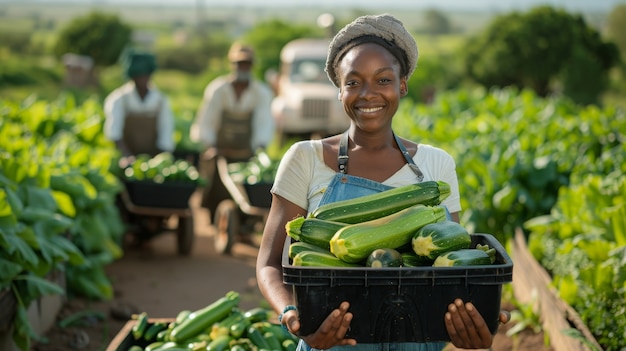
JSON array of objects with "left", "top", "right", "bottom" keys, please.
[
  {"left": 272, "top": 139, "right": 461, "bottom": 215},
  {"left": 103, "top": 81, "right": 175, "bottom": 152}
]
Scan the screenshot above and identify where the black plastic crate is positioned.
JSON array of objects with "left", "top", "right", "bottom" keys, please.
[
  {"left": 125, "top": 181, "right": 197, "bottom": 209},
  {"left": 282, "top": 233, "right": 513, "bottom": 343},
  {"left": 244, "top": 182, "right": 273, "bottom": 208}
]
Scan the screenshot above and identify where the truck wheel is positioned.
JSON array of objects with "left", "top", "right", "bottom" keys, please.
[
  {"left": 176, "top": 214, "right": 194, "bottom": 256},
  {"left": 213, "top": 200, "right": 240, "bottom": 255}
]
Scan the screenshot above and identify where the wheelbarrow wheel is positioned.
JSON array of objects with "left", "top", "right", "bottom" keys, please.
[
  {"left": 213, "top": 199, "right": 240, "bottom": 255},
  {"left": 176, "top": 214, "right": 194, "bottom": 256}
]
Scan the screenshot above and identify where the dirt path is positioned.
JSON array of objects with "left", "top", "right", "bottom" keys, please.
[{"left": 103, "top": 192, "right": 265, "bottom": 318}]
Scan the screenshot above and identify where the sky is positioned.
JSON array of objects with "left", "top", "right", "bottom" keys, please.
[{"left": 12, "top": 0, "right": 626, "bottom": 12}]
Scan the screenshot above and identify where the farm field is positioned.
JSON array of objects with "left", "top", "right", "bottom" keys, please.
[{"left": 1, "top": 1, "right": 625, "bottom": 351}]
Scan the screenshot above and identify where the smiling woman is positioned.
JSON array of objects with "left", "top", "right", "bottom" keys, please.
[{"left": 254, "top": 13, "right": 512, "bottom": 351}]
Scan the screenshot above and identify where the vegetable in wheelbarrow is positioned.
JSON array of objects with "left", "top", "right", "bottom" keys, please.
[{"left": 121, "top": 152, "right": 202, "bottom": 185}]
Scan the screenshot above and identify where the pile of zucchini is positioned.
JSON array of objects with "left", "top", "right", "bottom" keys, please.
[
  {"left": 125, "top": 291, "right": 299, "bottom": 351},
  {"left": 286, "top": 181, "right": 497, "bottom": 268},
  {"left": 121, "top": 152, "right": 201, "bottom": 185},
  {"left": 227, "top": 152, "right": 278, "bottom": 186}
]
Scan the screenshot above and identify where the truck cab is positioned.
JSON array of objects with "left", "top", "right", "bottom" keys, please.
[{"left": 271, "top": 38, "right": 349, "bottom": 138}]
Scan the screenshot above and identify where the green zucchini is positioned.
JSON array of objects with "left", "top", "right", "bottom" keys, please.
[
  {"left": 132, "top": 312, "right": 148, "bottom": 340},
  {"left": 169, "top": 291, "right": 239, "bottom": 343},
  {"left": 258, "top": 322, "right": 299, "bottom": 343},
  {"left": 149, "top": 341, "right": 188, "bottom": 351},
  {"left": 286, "top": 216, "right": 348, "bottom": 250},
  {"left": 400, "top": 251, "right": 434, "bottom": 267},
  {"left": 174, "top": 309, "right": 191, "bottom": 325},
  {"left": 366, "top": 248, "right": 403, "bottom": 267},
  {"left": 230, "top": 337, "right": 255, "bottom": 350},
  {"left": 246, "top": 324, "right": 272, "bottom": 350},
  {"left": 243, "top": 307, "right": 273, "bottom": 323},
  {"left": 229, "top": 318, "right": 251, "bottom": 339},
  {"left": 283, "top": 339, "right": 297, "bottom": 351},
  {"left": 210, "top": 309, "right": 244, "bottom": 340},
  {"left": 205, "top": 334, "right": 232, "bottom": 351},
  {"left": 289, "top": 241, "right": 333, "bottom": 259},
  {"left": 144, "top": 342, "right": 165, "bottom": 351},
  {"left": 330, "top": 204, "right": 447, "bottom": 263},
  {"left": 412, "top": 221, "right": 472, "bottom": 260},
  {"left": 477, "top": 243, "right": 497, "bottom": 264},
  {"left": 310, "top": 180, "right": 450, "bottom": 224},
  {"left": 432, "top": 248, "right": 492, "bottom": 267},
  {"left": 292, "top": 251, "right": 362, "bottom": 267},
  {"left": 264, "top": 331, "right": 283, "bottom": 351},
  {"left": 144, "top": 322, "right": 169, "bottom": 342},
  {"left": 156, "top": 328, "right": 170, "bottom": 342}
]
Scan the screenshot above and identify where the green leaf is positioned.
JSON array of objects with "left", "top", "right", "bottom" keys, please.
[
  {"left": 556, "top": 274, "right": 578, "bottom": 305},
  {"left": 51, "top": 190, "right": 76, "bottom": 218},
  {"left": 4, "top": 232, "right": 39, "bottom": 267},
  {"left": 48, "top": 235, "right": 85, "bottom": 266},
  {"left": 40, "top": 213, "right": 73, "bottom": 236},
  {"left": 4, "top": 186, "right": 24, "bottom": 217},
  {"left": 611, "top": 205, "right": 626, "bottom": 246},
  {"left": 18, "top": 206, "right": 54, "bottom": 225},
  {"left": 0, "top": 172, "right": 16, "bottom": 187},
  {"left": 24, "top": 185, "right": 58, "bottom": 212},
  {"left": 0, "top": 257, "right": 23, "bottom": 286},
  {"left": 73, "top": 212, "right": 109, "bottom": 252},
  {"left": 608, "top": 246, "right": 626, "bottom": 287},
  {"left": 560, "top": 329, "right": 603, "bottom": 351},
  {"left": 0, "top": 214, "right": 18, "bottom": 233},
  {"left": 0, "top": 189, "right": 13, "bottom": 216},
  {"left": 573, "top": 235, "right": 614, "bottom": 262},
  {"left": 32, "top": 226, "right": 63, "bottom": 266},
  {"left": 50, "top": 171, "right": 98, "bottom": 202},
  {"left": 66, "top": 265, "right": 113, "bottom": 300},
  {"left": 529, "top": 157, "right": 557, "bottom": 188},
  {"left": 13, "top": 304, "right": 34, "bottom": 351},
  {"left": 16, "top": 225, "right": 39, "bottom": 249},
  {"left": 1, "top": 157, "right": 27, "bottom": 183},
  {"left": 492, "top": 184, "right": 517, "bottom": 211},
  {"left": 14, "top": 274, "right": 65, "bottom": 297}
]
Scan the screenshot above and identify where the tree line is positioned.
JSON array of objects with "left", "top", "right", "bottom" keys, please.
[{"left": 2, "top": 4, "right": 626, "bottom": 106}]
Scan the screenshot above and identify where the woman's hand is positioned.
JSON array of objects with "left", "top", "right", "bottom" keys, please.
[
  {"left": 282, "top": 301, "right": 357, "bottom": 349},
  {"left": 445, "top": 299, "right": 510, "bottom": 349}
]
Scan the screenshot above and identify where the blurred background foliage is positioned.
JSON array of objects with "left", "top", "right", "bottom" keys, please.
[{"left": 0, "top": 3, "right": 624, "bottom": 109}]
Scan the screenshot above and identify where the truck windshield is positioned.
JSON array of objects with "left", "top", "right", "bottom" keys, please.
[{"left": 290, "top": 58, "right": 330, "bottom": 84}]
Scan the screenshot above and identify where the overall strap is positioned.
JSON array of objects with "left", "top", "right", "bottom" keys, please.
[
  {"left": 338, "top": 130, "right": 424, "bottom": 181},
  {"left": 394, "top": 133, "right": 424, "bottom": 182},
  {"left": 338, "top": 130, "right": 349, "bottom": 174}
]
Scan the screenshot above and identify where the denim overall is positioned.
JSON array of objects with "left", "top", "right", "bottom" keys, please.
[{"left": 297, "top": 131, "right": 448, "bottom": 351}]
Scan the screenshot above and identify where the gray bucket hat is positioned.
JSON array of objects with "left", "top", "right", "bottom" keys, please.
[{"left": 325, "top": 14, "right": 418, "bottom": 87}]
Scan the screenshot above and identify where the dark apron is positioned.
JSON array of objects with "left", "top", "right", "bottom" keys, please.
[
  {"left": 201, "top": 110, "right": 254, "bottom": 215},
  {"left": 121, "top": 94, "right": 162, "bottom": 157}
]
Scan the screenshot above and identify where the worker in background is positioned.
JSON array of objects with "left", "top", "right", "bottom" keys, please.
[
  {"left": 104, "top": 50, "right": 176, "bottom": 241},
  {"left": 190, "top": 42, "right": 275, "bottom": 221},
  {"left": 104, "top": 50, "right": 175, "bottom": 167}
]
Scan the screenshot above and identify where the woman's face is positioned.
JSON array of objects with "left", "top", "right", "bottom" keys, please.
[{"left": 337, "top": 42, "right": 407, "bottom": 132}]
